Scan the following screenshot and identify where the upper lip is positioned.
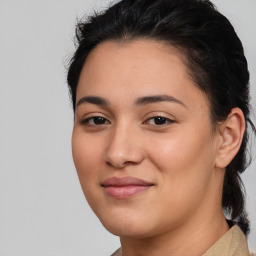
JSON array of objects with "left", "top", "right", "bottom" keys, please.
[{"left": 101, "top": 176, "right": 154, "bottom": 187}]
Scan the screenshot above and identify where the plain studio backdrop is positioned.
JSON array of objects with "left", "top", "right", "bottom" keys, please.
[{"left": 0, "top": 0, "right": 255, "bottom": 255}]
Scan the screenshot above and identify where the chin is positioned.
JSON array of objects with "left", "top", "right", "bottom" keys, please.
[
  {"left": 97, "top": 209, "right": 159, "bottom": 238},
  {"left": 104, "top": 222, "right": 153, "bottom": 239}
]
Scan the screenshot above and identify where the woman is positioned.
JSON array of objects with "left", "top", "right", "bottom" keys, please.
[{"left": 67, "top": 0, "right": 255, "bottom": 255}]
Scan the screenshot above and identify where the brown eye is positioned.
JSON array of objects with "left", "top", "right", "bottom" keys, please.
[
  {"left": 153, "top": 117, "right": 168, "bottom": 125},
  {"left": 144, "top": 116, "right": 174, "bottom": 126},
  {"left": 81, "top": 116, "right": 110, "bottom": 126}
]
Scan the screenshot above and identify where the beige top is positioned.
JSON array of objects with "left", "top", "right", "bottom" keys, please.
[{"left": 111, "top": 225, "right": 250, "bottom": 256}]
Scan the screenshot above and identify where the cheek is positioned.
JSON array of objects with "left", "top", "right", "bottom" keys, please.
[
  {"left": 147, "top": 131, "right": 207, "bottom": 173},
  {"left": 71, "top": 129, "right": 103, "bottom": 187},
  {"left": 141, "top": 131, "right": 216, "bottom": 231},
  {"left": 147, "top": 127, "right": 216, "bottom": 200},
  {"left": 71, "top": 128, "right": 108, "bottom": 215}
]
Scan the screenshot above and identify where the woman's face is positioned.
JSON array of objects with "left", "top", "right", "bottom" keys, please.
[{"left": 72, "top": 40, "right": 223, "bottom": 238}]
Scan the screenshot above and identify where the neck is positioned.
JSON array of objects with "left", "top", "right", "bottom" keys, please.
[{"left": 120, "top": 209, "right": 229, "bottom": 256}]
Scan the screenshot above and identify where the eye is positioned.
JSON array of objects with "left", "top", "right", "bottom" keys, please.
[
  {"left": 80, "top": 116, "right": 110, "bottom": 126},
  {"left": 144, "top": 116, "right": 174, "bottom": 126}
]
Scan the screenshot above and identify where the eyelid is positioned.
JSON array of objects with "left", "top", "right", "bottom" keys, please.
[
  {"left": 78, "top": 111, "right": 110, "bottom": 120},
  {"left": 77, "top": 112, "right": 176, "bottom": 127},
  {"left": 143, "top": 116, "right": 175, "bottom": 125},
  {"left": 143, "top": 112, "right": 176, "bottom": 121},
  {"left": 81, "top": 116, "right": 110, "bottom": 125},
  {"left": 79, "top": 113, "right": 111, "bottom": 126}
]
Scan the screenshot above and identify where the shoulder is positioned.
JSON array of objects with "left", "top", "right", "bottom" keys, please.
[
  {"left": 111, "top": 225, "right": 250, "bottom": 256},
  {"left": 111, "top": 248, "right": 122, "bottom": 256},
  {"left": 203, "top": 225, "right": 250, "bottom": 256}
]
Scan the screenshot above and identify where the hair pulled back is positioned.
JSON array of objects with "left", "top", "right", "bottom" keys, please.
[{"left": 67, "top": 0, "right": 255, "bottom": 235}]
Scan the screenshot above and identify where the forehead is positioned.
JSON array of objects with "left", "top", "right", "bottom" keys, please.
[
  {"left": 76, "top": 39, "right": 209, "bottom": 111},
  {"left": 80, "top": 39, "right": 190, "bottom": 85}
]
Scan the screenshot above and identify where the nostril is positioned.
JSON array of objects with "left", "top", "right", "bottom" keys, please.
[
  {"left": 105, "top": 158, "right": 140, "bottom": 169},
  {"left": 104, "top": 134, "right": 145, "bottom": 168},
  {"left": 105, "top": 160, "right": 127, "bottom": 169},
  {"left": 106, "top": 161, "right": 113, "bottom": 167}
]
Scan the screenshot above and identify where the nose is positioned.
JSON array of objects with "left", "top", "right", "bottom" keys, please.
[{"left": 104, "top": 123, "right": 145, "bottom": 169}]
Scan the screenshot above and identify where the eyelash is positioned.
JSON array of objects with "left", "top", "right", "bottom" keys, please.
[
  {"left": 80, "top": 116, "right": 110, "bottom": 126},
  {"left": 143, "top": 116, "right": 175, "bottom": 126},
  {"left": 80, "top": 115, "right": 175, "bottom": 126}
]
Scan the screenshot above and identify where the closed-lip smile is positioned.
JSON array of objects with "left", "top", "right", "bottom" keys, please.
[{"left": 101, "top": 176, "right": 154, "bottom": 199}]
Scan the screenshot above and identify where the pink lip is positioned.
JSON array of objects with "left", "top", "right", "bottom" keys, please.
[{"left": 101, "top": 176, "right": 154, "bottom": 199}]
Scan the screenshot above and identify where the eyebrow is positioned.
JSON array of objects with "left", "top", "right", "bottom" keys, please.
[
  {"left": 76, "top": 94, "right": 186, "bottom": 108},
  {"left": 135, "top": 95, "right": 187, "bottom": 108},
  {"left": 76, "top": 96, "right": 109, "bottom": 107}
]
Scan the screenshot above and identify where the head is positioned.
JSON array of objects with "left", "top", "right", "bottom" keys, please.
[{"left": 67, "top": 0, "right": 254, "bottom": 236}]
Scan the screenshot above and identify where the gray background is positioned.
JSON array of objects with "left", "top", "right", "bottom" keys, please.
[{"left": 0, "top": 0, "right": 255, "bottom": 255}]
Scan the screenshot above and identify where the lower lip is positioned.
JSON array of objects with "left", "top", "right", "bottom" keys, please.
[{"left": 104, "top": 185, "right": 152, "bottom": 199}]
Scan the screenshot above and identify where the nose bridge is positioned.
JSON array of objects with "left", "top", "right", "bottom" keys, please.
[{"left": 105, "top": 119, "right": 144, "bottom": 168}]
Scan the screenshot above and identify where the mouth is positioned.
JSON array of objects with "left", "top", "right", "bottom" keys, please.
[{"left": 101, "top": 176, "right": 154, "bottom": 199}]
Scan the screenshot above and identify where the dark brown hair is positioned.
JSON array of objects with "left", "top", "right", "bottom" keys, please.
[{"left": 67, "top": 0, "right": 255, "bottom": 235}]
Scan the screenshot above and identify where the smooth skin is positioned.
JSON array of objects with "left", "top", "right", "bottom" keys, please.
[{"left": 72, "top": 39, "right": 245, "bottom": 256}]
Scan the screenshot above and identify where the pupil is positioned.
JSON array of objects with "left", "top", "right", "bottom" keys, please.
[
  {"left": 94, "top": 117, "right": 105, "bottom": 124},
  {"left": 154, "top": 117, "right": 166, "bottom": 125}
]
